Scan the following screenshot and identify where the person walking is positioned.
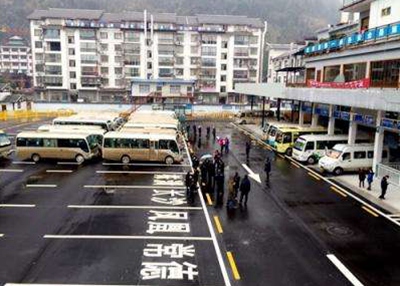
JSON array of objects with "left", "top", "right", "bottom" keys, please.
[
  {"left": 193, "top": 124, "right": 197, "bottom": 135},
  {"left": 225, "top": 137, "right": 230, "bottom": 154},
  {"left": 219, "top": 138, "right": 225, "bottom": 154},
  {"left": 206, "top": 126, "right": 211, "bottom": 139},
  {"left": 233, "top": 172, "right": 240, "bottom": 199},
  {"left": 239, "top": 175, "right": 251, "bottom": 206},
  {"left": 358, "top": 168, "right": 366, "bottom": 188},
  {"left": 212, "top": 126, "right": 216, "bottom": 141},
  {"left": 367, "top": 168, "right": 375, "bottom": 190},
  {"left": 185, "top": 171, "right": 193, "bottom": 196},
  {"left": 264, "top": 157, "right": 271, "bottom": 183},
  {"left": 245, "top": 141, "right": 251, "bottom": 161},
  {"left": 198, "top": 125, "right": 202, "bottom": 138},
  {"left": 186, "top": 125, "right": 190, "bottom": 136},
  {"left": 379, "top": 175, "right": 389, "bottom": 200}
]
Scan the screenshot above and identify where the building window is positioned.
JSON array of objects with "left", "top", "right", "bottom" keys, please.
[
  {"left": 49, "top": 42, "right": 61, "bottom": 51},
  {"left": 114, "top": 44, "right": 122, "bottom": 51},
  {"left": 80, "top": 29, "right": 96, "bottom": 40},
  {"left": 139, "top": 84, "right": 150, "bottom": 93},
  {"left": 81, "top": 54, "right": 97, "bottom": 64},
  {"left": 70, "top": 83, "right": 76, "bottom": 89},
  {"left": 100, "top": 43, "right": 108, "bottom": 51},
  {"left": 35, "top": 54, "right": 43, "bottom": 61},
  {"left": 114, "top": 32, "right": 122, "bottom": 40},
  {"left": 45, "top": 53, "right": 61, "bottom": 62},
  {"left": 114, "top": 67, "right": 123, "bottom": 75},
  {"left": 35, "top": 41, "right": 42, "bottom": 49},
  {"left": 69, "top": 60, "right": 76, "bottom": 67},
  {"left": 221, "top": 64, "right": 227, "bottom": 71},
  {"left": 100, "top": 32, "right": 108, "bottom": 39},
  {"left": 323, "top": 65, "right": 340, "bottom": 82},
  {"left": 344, "top": 63, "right": 367, "bottom": 82},
  {"left": 191, "top": 34, "right": 199, "bottom": 42},
  {"left": 101, "top": 67, "right": 109, "bottom": 74},
  {"left": 201, "top": 35, "right": 217, "bottom": 45},
  {"left": 201, "top": 46, "right": 217, "bottom": 56},
  {"left": 221, "top": 75, "right": 226, "bottom": 82},
  {"left": 70, "top": 71, "right": 76, "bottom": 78},
  {"left": 381, "top": 7, "right": 391, "bottom": 17},
  {"left": 68, "top": 48, "right": 75, "bottom": 55},
  {"left": 80, "top": 42, "right": 97, "bottom": 53},
  {"left": 190, "top": 46, "right": 198, "bottom": 54},
  {"left": 371, "top": 59, "right": 400, "bottom": 88},
  {"left": 190, "top": 69, "right": 197, "bottom": 76},
  {"left": 34, "top": 29, "right": 41, "bottom": 37},
  {"left": 220, "top": 86, "right": 226, "bottom": 92},
  {"left": 176, "top": 57, "right": 184, "bottom": 65},
  {"left": 234, "top": 35, "right": 249, "bottom": 45},
  {"left": 68, "top": 36, "right": 75, "bottom": 44},
  {"left": 170, "top": 85, "right": 181, "bottom": 93},
  {"left": 101, "top": 55, "right": 108, "bottom": 63},
  {"left": 44, "top": 29, "right": 60, "bottom": 39}
]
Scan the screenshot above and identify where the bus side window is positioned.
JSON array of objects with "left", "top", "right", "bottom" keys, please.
[
  {"left": 159, "top": 140, "right": 168, "bottom": 150},
  {"left": 77, "top": 139, "right": 89, "bottom": 152},
  {"left": 305, "top": 141, "right": 314, "bottom": 151},
  {"left": 354, "top": 151, "right": 366, "bottom": 159},
  {"left": 27, "top": 138, "right": 43, "bottom": 147},
  {"left": 16, "top": 137, "right": 27, "bottom": 146},
  {"left": 43, "top": 139, "right": 57, "bottom": 147},
  {"left": 342, "top": 153, "right": 351, "bottom": 160},
  {"left": 283, "top": 133, "right": 292, "bottom": 144}
]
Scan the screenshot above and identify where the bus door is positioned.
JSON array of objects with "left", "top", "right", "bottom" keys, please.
[{"left": 149, "top": 140, "right": 159, "bottom": 161}]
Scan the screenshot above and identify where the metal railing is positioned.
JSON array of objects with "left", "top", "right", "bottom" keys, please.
[{"left": 376, "top": 163, "right": 400, "bottom": 186}]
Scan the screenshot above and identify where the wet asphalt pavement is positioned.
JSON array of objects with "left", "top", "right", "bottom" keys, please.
[{"left": 0, "top": 120, "right": 400, "bottom": 286}]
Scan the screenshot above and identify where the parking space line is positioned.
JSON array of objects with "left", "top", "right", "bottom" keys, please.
[
  {"left": 57, "top": 162, "right": 81, "bottom": 165},
  {"left": 68, "top": 205, "right": 202, "bottom": 210},
  {"left": 0, "top": 169, "right": 24, "bottom": 173},
  {"left": 46, "top": 170, "right": 73, "bottom": 173},
  {"left": 43, "top": 234, "right": 213, "bottom": 241},
  {"left": 277, "top": 154, "right": 285, "bottom": 159},
  {"left": 213, "top": 216, "right": 223, "bottom": 234},
  {"left": 330, "top": 186, "right": 348, "bottom": 198},
  {"left": 362, "top": 206, "right": 379, "bottom": 217},
  {"left": 102, "top": 162, "right": 192, "bottom": 167},
  {"left": 227, "top": 252, "right": 241, "bottom": 280},
  {"left": 12, "top": 161, "right": 35, "bottom": 165},
  {"left": 96, "top": 170, "right": 186, "bottom": 175},
  {"left": 308, "top": 172, "right": 321, "bottom": 181},
  {"left": 206, "top": 193, "right": 213, "bottom": 206},
  {"left": 26, "top": 184, "right": 57, "bottom": 188},
  {"left": 327, "top": 254, "right": 364, "bottom": 286},
  {"left": 84, "top": 185, "right": 185, "bottom": 189},
  {"left": 290, "top": 161, "right": 301, "bottom": 168},
  {"left": 0, "top": 204, "right": 36, "bottom": 208}
]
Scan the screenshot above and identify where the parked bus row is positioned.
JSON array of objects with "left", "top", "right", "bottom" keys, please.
[{"left": 12, "top": 109, "right": 184, "bottom": 165}]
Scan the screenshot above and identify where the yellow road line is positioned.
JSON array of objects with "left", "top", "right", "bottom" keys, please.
[
  {"left": 213, "top": 216, "right": 223, "bottom": 234},
  {"left": 227, "top": 251, "right": 241, "bottom": 280},
  {"left": 330, "top": 186, "right": 348, "bottom": 198},
  {"left": 362, "top": 206, "right": 379, "bottom": 217},
  {"left": 206, "top": 193, "right": 213, "bottom": 206},
  {"left": 291, "top": 161, "right": 300, "bottom": 168},
  {"left": 308, "top": 172, "right": 321, "bottom": 181}
]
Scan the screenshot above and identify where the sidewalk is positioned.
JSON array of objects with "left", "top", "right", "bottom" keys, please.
[
  {"left": 333, "top": 175, "right": 400, "bottom": 214},
  {"left": 234, "top": 122, "right": 400, "bottom": 215}
]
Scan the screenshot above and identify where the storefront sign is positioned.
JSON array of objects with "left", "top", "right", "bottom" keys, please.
[
  {"left": 307, "top": 78, "right": 370, "bottom": 89},
  {"left": 354, "top": 114, "right": 375, "bottom": 126}
]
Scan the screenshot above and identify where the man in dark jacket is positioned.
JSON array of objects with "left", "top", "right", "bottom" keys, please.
[
  {"left": 239, "top": 175, "right": 251, "bottom": 206},
  {"left": 379, "top": 175, "right": 389, "bottom": 199},
  {"left": 245, "top": 141, "right": 251, "bottom": 161},
  {"left": 264, "top": 157, "right": 271, "bottom": 183}
]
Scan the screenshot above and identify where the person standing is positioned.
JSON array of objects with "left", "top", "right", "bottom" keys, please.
[
  {"left": 212, "top": 126, "right": 216, "bottom": 141},
  {"left": 206, "top": 126, "right": 211, "bottom": 138},
  {"left": 245, "top": 141, "right": 251, "bottom": 161},
  {"left": 239, "top": 174, "right": 251, "bottom": 206},
  {"left": 233, "top": 172, "right": 240, "bottom": 199},
  {"left": 379, "top": 175, "right": 389, "bottom": 199},
  {"left": 193, "top": 124, "right": 197, "bottom": 135},
  {"left": 219, "top": 138, "right": 225, "bottom": 154},
  {"left": 358, "top": 168, "right": 366, "bottom": 188},
  {"left": 225, "top": 137, "right": 230, "bottom": 154},
  {"left": 264, "top": 157, "right": 271, "bottom": 183},
  {"left": 185, "top": 171, "right": 193, "bottom": 196},
  {"left": 198, "top": 125, "right": 202, "bottom": 138},
  {"left": 367, "top": 168, "right": 375, "bottom": 190},
  {"left": 186, "top": 125, "right": 190, "bottom": 136}
]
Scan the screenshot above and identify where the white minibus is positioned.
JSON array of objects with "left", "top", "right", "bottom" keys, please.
[{"left": 0, "top": 130, "right": 12, "bottom": 159}]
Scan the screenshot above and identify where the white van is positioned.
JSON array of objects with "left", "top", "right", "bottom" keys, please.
[
  {"left": 318, "top": 143, "right": 389, "bottom": 175},
  {"left": 292, "top": 135, "right": 370, "bottom": 164}
]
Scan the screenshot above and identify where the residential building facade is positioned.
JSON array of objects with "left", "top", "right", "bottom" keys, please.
[
  {"left": 0, "top": 36, "right": 32, "bottom": 76},
  {"left": 28, "top": 8, "right": 265, "bottom": 103},
  {"left": 236, "top": 0, "right": 400, "bottom": 181}
]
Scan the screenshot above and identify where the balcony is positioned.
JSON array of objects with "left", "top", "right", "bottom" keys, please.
[{"left": 305, "top": 21, "right": 400, "bottom": 57}]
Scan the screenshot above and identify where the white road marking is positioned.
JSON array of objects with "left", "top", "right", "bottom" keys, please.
[
  {"left": 12, "top": 161, "right": 35, "bottom": 165},
  {"left": 68, "top": 205, "right": 202, "bottom": 210},
  {"left": 327, "top": 254, "right": 364, "bottom": 286},
  {"left": 84, "top": 185, "right": 186, "bottom": 189},
  {"left": 183, "top": 139, "right": 232, "bottom": 286},
  {"left": 46, "top": 170, "right": 73, "bottom": 173},
  {"left": 102, "top": 162, "right": 192, "bottom": 167},
  {"left": 242, "top": 163, "right": 262, "bottom": 183},
  {"left": 0, "top": 234, "right": 4, "bottom": 237},
  {"left": 0, "top": 204, "right": 36, "bottom": 208},
  {"left": 43, "top": 235, "right": 213, "bottom": 241},
  {"left": 26, "top": 184, "right": 57, "bottom": 188},
  {"left": 96, "top": 170, "right": 186, "bottom": 175},
  {"left": 57, "top": 162, "right": 81, "bottom": 165},
  {"left": 0, "top": 169, "right": 24, "bottom": 173}
]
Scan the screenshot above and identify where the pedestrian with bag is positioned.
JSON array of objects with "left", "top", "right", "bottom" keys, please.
[
  {"left": 379, "top": 175, "right": 389, "bottom": 200},
  {"left": 367, "top": 168, "right": 374, "bottom": 190},
  {"left": 239, "top": 174, "right": 251, "bottom": 206}
]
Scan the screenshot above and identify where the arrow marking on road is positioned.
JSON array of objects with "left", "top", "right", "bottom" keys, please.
[{"left": 242, "top": 164, "right": 261, "bottom": 183}]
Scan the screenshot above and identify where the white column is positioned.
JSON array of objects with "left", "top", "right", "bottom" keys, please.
[
  {"left": 348, "top": 116, "right": 357, "bottom": 145},
  {"left": 328, "top": 104, "right": 335, "bottom": 135},
  {"left": 299, "top": 102, "right": 305, "bottom": 126},
  {"left": 373, "top": 110, "right": 384, "bottom": 173},
  {"left": 311, "top": 104, "right": 319, "bottom": 127}
]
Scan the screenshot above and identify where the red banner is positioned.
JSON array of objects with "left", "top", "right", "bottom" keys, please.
[{"left": 307, "top": 78, "right": 370, "bottom": 89}]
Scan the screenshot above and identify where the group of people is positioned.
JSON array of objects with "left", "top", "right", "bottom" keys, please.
[
  {"left": 358, "top": 168, "right": 390, "bottom": 200},
  {"left": 186, "top": 124, "right": 216, "bottom": 140},
  {"left": 217, "top": 137, "right": 230, "bottom": 154}
]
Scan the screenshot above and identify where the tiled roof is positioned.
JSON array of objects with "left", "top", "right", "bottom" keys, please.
[{"left": 28, "top": 8, "right": 104, "bottom": 20}]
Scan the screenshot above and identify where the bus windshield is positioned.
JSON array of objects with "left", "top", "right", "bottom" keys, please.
[
  {"left": 328, "top": 149, "right": 342, "bottom": 159},
  {"left": 294, "top": 140, "right": 305, "bottom": 151},
  {"left": 269, "top": 127, "right": 277, "bottom": 137},
  {"left": 275, "top": 132, "right": 283, "bottom": 143},
  {"left": 86, "top": 135, "right": 101, "bottom": 150},
  {"left": 0, "top": 133, "right": 11, "bottom": 147}
]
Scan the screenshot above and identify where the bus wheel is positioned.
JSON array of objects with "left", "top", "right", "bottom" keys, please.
[
  {"left": 307, "top": 156, "right": 316, "bottom": 165},
  {"left": 285, "top": 148, "right": 293, "bottom": 156},
  {"left": 121, "top": 155, "right": 130, "bottom": 164},
  {"left": 165, "top": 156, "right": 174, "bottom": 165},
  {"left": 31, "top": 154, "right": 40, "bottom": 162},
  {"left": 333, "top": 167, "right": 343, "bottom": 176},
  {"left": 75, "top": 154, "right": 85, "bottom": 164}
]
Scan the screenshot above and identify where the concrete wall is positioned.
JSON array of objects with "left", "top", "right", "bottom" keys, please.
[{"left": 369, "top": 0, "right": 400, "bottom": 29}]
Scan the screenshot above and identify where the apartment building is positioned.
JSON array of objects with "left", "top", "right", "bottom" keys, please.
[
  {"left": 0, "top": 36, "right": 32, "bottom": 76},
  {"left": 269, "top": 45, "right": 306, "bottom": 84},
  {"left": 236, "top": 0, "right": 400, "bottom": 179},
  {"left": 28, "top": 8, "right": 266, "bottom": 103}
]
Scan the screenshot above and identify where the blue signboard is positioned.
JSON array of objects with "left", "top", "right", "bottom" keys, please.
[
  {"left": 364, "top": 115, "right": 375, "bottom": 126},
  {"left": 333, "top": 110, "right": 341, "bottom": 119},
  {"left": 376, "top": 26, "right": 388, "bottom": 38},
  {"left": 389, "top": 24, "right": 400, "bottom": 36},
  {"left": 329, "top": 40, "right": 338, "bottom": 49},
  {"left": 364, "top": 29, "right": 376, "bottom": 41},
  {"left": 302, "top": 105, "right": 313, "bottom": 114},
  {"left": 382, "top": 118, "right": 395, "bottom": 128},
  {"left": 354, "top": 114, "right": 364, "bottom": 123},
  {"left": 341, "top": 112, "right": 351, "bottom": 121}
]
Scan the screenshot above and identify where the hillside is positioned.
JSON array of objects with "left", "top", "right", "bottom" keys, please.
[{"left": 0, "top": 0, "right": 341, "bottom": 43}]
